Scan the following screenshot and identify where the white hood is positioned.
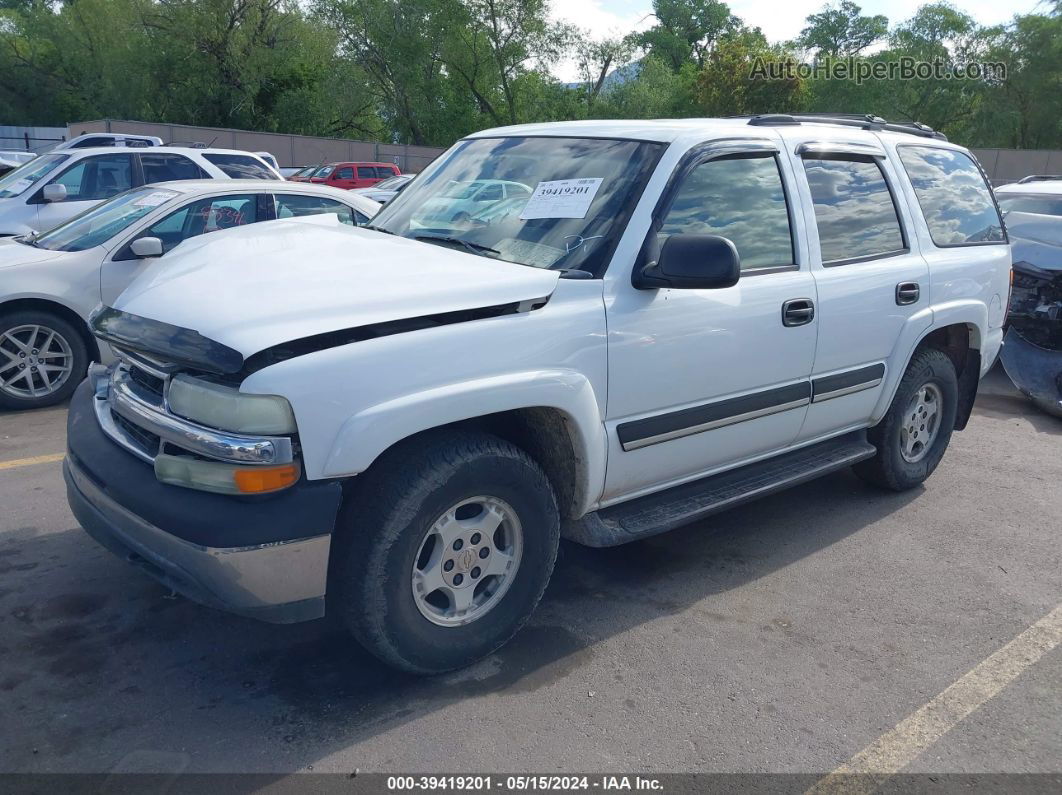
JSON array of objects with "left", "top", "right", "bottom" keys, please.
[
  {"left": 0, "top": 236, "right": 70, "bottom": 268},
  {"left": 113, "top": 218, "right": 560, "bottom": 358}
]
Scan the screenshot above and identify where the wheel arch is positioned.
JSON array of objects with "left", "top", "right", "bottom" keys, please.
[
  {"left": 317, "top": 371, "right": 608, "bottom": 519},
  {"left": 876, "top": 320, "right": 982, "bottom": 431},
  {"left": 0, "top": 296, "right": 100, "bottom": 363}
]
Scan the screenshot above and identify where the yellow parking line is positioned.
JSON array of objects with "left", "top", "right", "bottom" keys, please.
[
  {"left": 0, "top": 452, "right": 65, "bottom": 471},
  {"left": 808, "top": 603, "right": 1062, "bottom": 794}
]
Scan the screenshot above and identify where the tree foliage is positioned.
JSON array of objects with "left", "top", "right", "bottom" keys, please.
[{"left": 0, "top": 0, "right": 1059, "bottom": 150}]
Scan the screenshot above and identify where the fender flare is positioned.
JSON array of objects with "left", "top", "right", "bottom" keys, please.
[
  {"left": 320, "top": 369, "right": 607, "bottom": 516},
  {"left": 871, "top": 300, "right": 988, "bottom": 426}
]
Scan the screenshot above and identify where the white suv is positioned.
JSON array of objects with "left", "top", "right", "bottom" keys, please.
[
  {"left": 65, "top": 115, "right": 1011, "bottom": 673},
  {"left": 0, "top": 147, "right": 280, "bottom": 236}
]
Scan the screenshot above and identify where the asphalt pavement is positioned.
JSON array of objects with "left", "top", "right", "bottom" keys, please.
[{"left": 0, "top": 367, "right": 1058, "bottom": 778}]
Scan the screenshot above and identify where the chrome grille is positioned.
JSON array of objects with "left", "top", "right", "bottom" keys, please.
[
  {"left": 127, "top": 365, "right": 165, "bottom": 399},
  {"left": 111, "top": 409, "right": 161, "bottom": 456},
  {"left": 88, "top": 361, "right": 294, "bottom": 466}
]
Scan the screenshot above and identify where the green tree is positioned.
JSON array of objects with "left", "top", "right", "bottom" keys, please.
[
  {"left": 797, "top": 0, "right": 888, "bottom": 57},
  {"left": 697, "top": 28, "right": 808, "bottom": 116},
  {"left": 638, "top": 0, "right": 739, "bottom": 71}
]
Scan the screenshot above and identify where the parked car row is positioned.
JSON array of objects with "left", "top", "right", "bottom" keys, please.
[
  {"left": 0, "top": 146, "right": 283, "bottom": 237},
  {"left": 46, "top": 116, "right": 1014, "bottom": 676},
  {"left": 0, "top": 175, "right": 380, "bottom": 409}
]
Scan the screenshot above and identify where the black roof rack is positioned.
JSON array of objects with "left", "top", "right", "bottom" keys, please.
[
  {"left": 1017, "top": 175, "right": 1062, "bottom": 184},
  {"left": 747, "top": 113, "right": 947, "bottom": 141}
]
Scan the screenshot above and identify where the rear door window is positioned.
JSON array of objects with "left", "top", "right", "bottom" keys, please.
[
  {"left": 275, "top": 193, "right": 362, "bottom": 225},
  {"left": 357, "top": 166, "right": 375, "bottom": 179},
  {"left": 897, "top": 146, "right": 1005, "bottom": 245},
  {"left": 803, "top": 155, "right": 906, "bottom": 264},
  {"left": 202, "top": 154, "right": 279, "bottom": 180},
  {"left": 51, "top": 153, "right": 134, "bottom": 201}
]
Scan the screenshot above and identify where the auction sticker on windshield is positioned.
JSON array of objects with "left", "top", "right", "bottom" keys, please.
[
  {"left": 520, "top": 178, "right": 602, "bottom": 220},
  {"left": 7, "top": 178, "right": 32, "bottom": 195},
  {"left": 133, "top": 191, "right": 175, "bottom": 208}
]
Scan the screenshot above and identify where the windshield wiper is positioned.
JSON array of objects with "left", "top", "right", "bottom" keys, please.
[
  {"left": 411, "top": 234, "right": 500, "bottom": 258},
  {"left": 364, "top": 224, "right": 395, "bottom": 235}
]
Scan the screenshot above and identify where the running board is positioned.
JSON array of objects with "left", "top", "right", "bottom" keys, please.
[{"left": 563, "top": 430, "right": 876, "bottom": 547}]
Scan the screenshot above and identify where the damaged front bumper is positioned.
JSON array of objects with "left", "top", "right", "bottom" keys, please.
[
  {"left": 65, "top": 378, "right": 344, "bottom": 623},
  {"left": 1000, "top": 328, "right": 1062, "bottom": 418},
  {"left": 1002, "top": 260, "right": 1062, "bottom": 418}
]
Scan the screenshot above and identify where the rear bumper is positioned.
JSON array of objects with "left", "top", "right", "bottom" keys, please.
[{"left": 65, "top": 379, "right": 343, "bottom": 623}]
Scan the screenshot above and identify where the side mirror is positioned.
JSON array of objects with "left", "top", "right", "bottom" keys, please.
[
  {"left": 42, "top": 183, "right": 67, "bottom": 203},
  {"left": 633, "top": 234, "right": 741, "bottom": 290},
  {"left": 130, "top": 236, "right": 164, "bottom": 258}
]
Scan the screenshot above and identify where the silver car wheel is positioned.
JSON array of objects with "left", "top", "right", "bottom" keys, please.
[
  {"left": 0, "top": 324, "right": 74, "bottom": 401},
  {"left": 900, "top": 382, "right": 942, "bottom": 463},
  {"left": 411, "top": 495, "right": 524, "bottom": 627}
]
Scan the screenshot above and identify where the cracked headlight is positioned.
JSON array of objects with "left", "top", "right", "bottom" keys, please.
[{"left": 167, "top": 375, "right": 297, "bottom": 435}]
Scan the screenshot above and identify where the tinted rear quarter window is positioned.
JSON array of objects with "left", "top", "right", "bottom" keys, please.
[
  {"left": 803, "top": 156, "right": 906, "bottom": 263},
  {"left": 202, "top": 154, "right": 279, "bottom": 180},
  {"left": 897, "top": 147, "right": 1004, "bottom": 245},
  {"left": 141, "top": 153, "right": 209, "bottom": 183}
]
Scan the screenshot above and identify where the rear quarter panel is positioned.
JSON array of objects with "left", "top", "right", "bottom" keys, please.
[{"left": 872, "top": 137, "right": 1011, "bottom": 419}]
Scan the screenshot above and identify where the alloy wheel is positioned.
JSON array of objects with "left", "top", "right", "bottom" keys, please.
[{"left": 0, "top": 324, "right": 74, "bottom": 401}]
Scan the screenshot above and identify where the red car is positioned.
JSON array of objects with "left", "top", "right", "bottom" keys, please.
[{"left": 309, "top": 161, "right": 401, "bottom": 190}]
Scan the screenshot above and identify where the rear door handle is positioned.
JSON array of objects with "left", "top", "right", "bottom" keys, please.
[
  {"left": 782, "top": 298, "right": 815, "bottom": 327},
  {"left": 896, "top": 282, "right": 920, "bottom": 305}
]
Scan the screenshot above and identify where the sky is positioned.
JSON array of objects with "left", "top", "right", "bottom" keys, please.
[{"left": 550, "top": 0, "right": 1050, "bottom": 80}]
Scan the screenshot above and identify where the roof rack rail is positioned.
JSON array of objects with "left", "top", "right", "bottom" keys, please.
[
  {"left": 747, "top": 113, "right": 947, "bottom": 141},
  {"left": 1017, "top": 175, "right": 1062, "bottom": 184}
]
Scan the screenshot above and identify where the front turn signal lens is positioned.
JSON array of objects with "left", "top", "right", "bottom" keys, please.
[
  {"left": 233, "top": 463, "right": 300, "bottom": 494},
  {"left": 155, "top": 454, "right": 300, "bottom": 495}
]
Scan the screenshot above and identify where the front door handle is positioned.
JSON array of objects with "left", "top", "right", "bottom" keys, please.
[
  {"left": 896, "top": 282, "right": 920, "bottom": 305},
  {"left": 782, "top": 298, "right": 815, "bottom": 327}
]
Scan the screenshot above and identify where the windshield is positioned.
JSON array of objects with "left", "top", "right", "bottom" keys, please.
[
  {"left": 294, "top": 165, "right": 318, "bottom": 177},
  {"left": 374, "top": 175, "right": 407, "bottom": 190},
  {"left": 314, "top": 165, "right": 334, "bottom": 178},
  {"left": 0, "top": 154, "right": 68, "bottom": 199},
  {"left": 371, "top": 136, "right": 663, "bottom": 274},
  {"left": 31, "top": 187, "right": 178, "bottom": 251},
  {"left": 998, "top": 193, "right": 1062, "bottom": 217}
]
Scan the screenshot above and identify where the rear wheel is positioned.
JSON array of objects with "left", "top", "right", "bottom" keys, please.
[
  {"left": 329, "top": 431, "right": 560, "bottom": 674},
  {"left": 0, "top": 310, "right": 88, "bottom": 411},
  {"left": 854, "top": 348, "right": 959, "bottom": 491}
]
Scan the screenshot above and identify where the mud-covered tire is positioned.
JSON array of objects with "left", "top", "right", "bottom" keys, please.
[
  {"left": 0, "top": 309, "right": 89, "bottom": 411},
  {"left": 854, "top": 348, "right": 959, "bottom": 491},
  {"left": 329, "top": 430, "right": 560, "bottom": 674}
]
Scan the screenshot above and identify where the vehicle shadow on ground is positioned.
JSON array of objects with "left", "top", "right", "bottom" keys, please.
[{"left": 1, "top": 466, "right": 920, "bottom": 772}]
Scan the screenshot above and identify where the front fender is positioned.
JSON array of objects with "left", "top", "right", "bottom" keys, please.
[{"left": 321, "top": 369, "right": 607, "bottom": 516}]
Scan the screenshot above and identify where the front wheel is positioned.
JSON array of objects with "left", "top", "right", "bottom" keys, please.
[
  {"left": 0, "top": 310, "right": 89, "bottom": 411},
  {"left": 854, "top": 348, "right": 959, "bottom": 491},
  {"left": 329, "top": 431, "right": 560, "bottom": 674}
]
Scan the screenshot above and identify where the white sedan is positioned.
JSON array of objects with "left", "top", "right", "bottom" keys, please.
[{"left": 0, "top": 180, "right": 379, "bottom": 410}]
